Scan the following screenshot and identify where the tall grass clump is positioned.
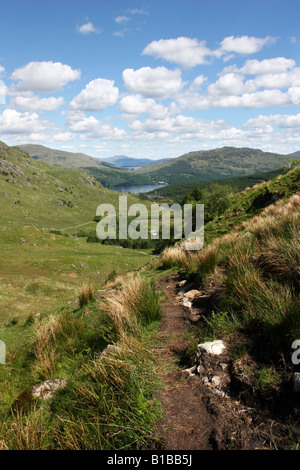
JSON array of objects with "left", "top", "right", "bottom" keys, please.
[
  {"left": 183, "top": 245, "right": 218, "bottom": 282},
  {"left": 222, "top": 239, "right": 300, "bottom": 351},
  {"left": 104, "top": 275, "right": 161, "bottom": 339},
  {"left": 255, "top": 216, "right": 300, "bottom": 289},
  {"left": 160, "top": 245, "right": 187, "bottom": 269},
  {"left": 78, "top": 284, "right": 95, "bottom": 308}
]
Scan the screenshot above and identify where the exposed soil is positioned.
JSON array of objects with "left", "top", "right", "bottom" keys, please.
[{"left": 147, "top": 273, "right": 300, "bottom": 450}]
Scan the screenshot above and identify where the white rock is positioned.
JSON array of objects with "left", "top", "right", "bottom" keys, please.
[
  {"left": 211, "top": 375, "right": 221, "bottom": 386},
  {"left": 182, "top": 365, "right": 197, "bottom": 377},
  {"left": 184, "top": 290, "right": 200, "bottom": 300},
  {"left": 32, "top": 379, "right": 67, "bottom": 400},
  {"left": 182, "top": 299, "right": 192, "bottom": 308},
  {"left": 197, "top": 340, "right": 226, "bottom": 357}
]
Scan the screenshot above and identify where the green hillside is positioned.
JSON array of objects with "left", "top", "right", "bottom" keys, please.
[
  {"left": 133, "top": 147, "right": 291, "bottom": 185},
  {"left": 0, "top": 141, "right": 152, "bottom": 324},
  {"left": 147, "top": 168, "right": 283, "bottom": 201},
  {"left": 18, "top": 144, "right": 143, "bottom": 187}
]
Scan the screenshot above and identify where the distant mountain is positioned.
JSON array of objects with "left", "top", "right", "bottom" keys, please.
[
  {"left": 288, "top": 150, "right": 300, "bottom": 159},
  {"left": 18, "top": 144, "right": 295, "bottom": 188},
  {"left": 103, "top": 155, "right": 170, "bottom": 168},
  {"left": 19, "top": 144, "right": 104, "bottom": 170},
  {"left": 133, "top": 146, "right": 292, "bottom": 185}
]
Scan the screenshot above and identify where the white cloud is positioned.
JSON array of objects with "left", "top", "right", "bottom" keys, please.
[
  {"left": 78, "top": 22, "right": 101, "bottom": 34},
  {"left": 240, "top": 57, "right": 296, "bottom": 75},
  {"left": 0, "top": 109, "right": 48, "bottom": 134},
  {"left": 122, "top": 66, "right": 184, "bottom": 99},
  {"left": 208, "top": 72, "right": 256, "bottom": 96},
  {"left": 252, "top": 69, "right": 300, "bottom": 90},
  {"left": 244, "top": 113, "right": 300, "bottom": 129},
  {"left": 220, "top": 35, "right": 276, "bottom": 54},
  {"left": 142, "top": 37, "right": 211, "bottom": 68},
  {"left": 115, "top": 16, "right": 130, "bottom": 24},
  {"left": 119, "top": 94, "right": 178, "bottom": 119},
  {"left": 67, "top": 110, "right": 127, "bottom": 140},
  {"left": 11, "top": 92, "right": 64, "bottom": 111},
  {"left": 53, "top": 132, "right": 74, "bottom": 142},
  {"left": 0, "top": 65, "right": 5, "bottom": 77},
  {"left": 11, "top": 61, "right": 81, "bottom": 92},
  {"left": 70, "top": 78, "right": 119, "bottom": 111}
]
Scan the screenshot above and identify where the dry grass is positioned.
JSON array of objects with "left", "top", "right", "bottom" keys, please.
[
  {"left": 160, "top": 245, "right": 187, "bottom": 269},
  {"left": 78, "top": 284, "right": 95, "bottom": 308},
  {"left": 0, "top": 406, "right": 49, "bottom": 450},
  {"left": 33, "top": 314, "right": 59, "bottom": 379}
]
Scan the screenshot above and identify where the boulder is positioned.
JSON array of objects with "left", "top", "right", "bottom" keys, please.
[{"left": 32, "top": 379, "right": 67, "bottom": 400}]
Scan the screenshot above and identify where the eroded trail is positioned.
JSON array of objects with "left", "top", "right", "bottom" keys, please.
[
  {"left": 148, "top": 274, "right": 294, "bottom": 451},
  {"left": 149, "top": 274, "right": 215, "bottom": 450}
]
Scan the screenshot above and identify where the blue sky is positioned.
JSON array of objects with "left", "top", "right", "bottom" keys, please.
[{"left": 0, "top": 0, "right": 299, "bottom": 159}]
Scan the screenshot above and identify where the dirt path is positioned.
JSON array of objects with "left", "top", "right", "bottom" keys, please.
[
  {"left": 148, "top": 273, "right": 295, "bottom": 450},
  {"left": 149, "top": 274, "right": 214, "bottom": 450}
]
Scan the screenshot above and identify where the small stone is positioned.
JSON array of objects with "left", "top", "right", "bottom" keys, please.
[
  {"left": 182, "top": 365, "right": 196, "bottom": 377},
  {"left": 197, "top": 340, "right": 226, "bottom": 357},
  {"left": 211, "top": 375, "right": 221, "bottom": 386},
  {"left": 182, "top": 299, "right": 192, "bottom": 308},
  {"left": 178, "top": 280, "right": 187, "bottom": 287},
  {"left": 202, "top": 376, "right": 210, "bottom": 385}
]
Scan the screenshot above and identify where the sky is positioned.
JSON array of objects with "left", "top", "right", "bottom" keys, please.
[{"left": 0, "top": 0, "right": 299, "bottom": 160}]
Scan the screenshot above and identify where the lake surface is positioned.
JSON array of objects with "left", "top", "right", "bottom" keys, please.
[{"left": 111, "top": 184, "right": 169, "bottom": 194}]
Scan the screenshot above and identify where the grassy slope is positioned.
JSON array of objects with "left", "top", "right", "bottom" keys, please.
[
  {"left": 202, "top": 165, "right": 300, "bottom": 243},
  {"left": 0, "top": 141, "right": 152, "bottom": 325},
  {"left": 132, "top": 147, "right": 291, "bottom": 185},
  {"left": 18, "top": 143, "right": 139, "bottom": 187},
  {"left": 147, "top": 168, "right": 283, "bottom": 201}
]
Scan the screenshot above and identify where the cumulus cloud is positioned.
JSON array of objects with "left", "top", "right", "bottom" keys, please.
[
  {"left": 119, "top": 94, "right": 178, "bottom": 118},
  {"left": 244, "top": 113, "right": 300, "bottom": 129},
  {"left": 240, "top": 57, "right": 296, "bottom": 75},
  {"left": 0, "top": 109, "right": 48, "bottom": 134},
  {"left": 70, "top": 78, "right": 119, "bottom": 111},
  {"left": 142, "top": 37, "right": 211, "bottom": 68},
  {"left": 67, "top": 110, "right": 127, "bottom": 140},
  {"left": 122, "top": 66, "right": 184, "bottom": 99},
  {"left": 11, "top": 92, "right": 64, "bottom": 111},
  {"left": 219, "top": 35, "right": 276, "bottom": 54},
  {"left": 53, "top": 132, "right": 74, "bottom": 142},
  {"left": 77, "top": 22, "right": 101, "bottom": 34},
  {"left": 252, "top": 69, "right": 300, "bottom": 90},
  {"left": 11, "top": 61, "right": 81, "bottom": 92},
  {"left": 0, "top": 65, "right": 5, "bottom": 77}
]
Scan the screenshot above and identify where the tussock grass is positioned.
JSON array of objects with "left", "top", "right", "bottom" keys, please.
[
  {"left": 78, "top": 284, "right": 95, "bottom": 308},
  {"left": 160, "top": 245, "right": 187, "bottom": 269}
]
